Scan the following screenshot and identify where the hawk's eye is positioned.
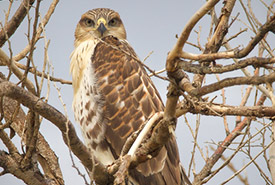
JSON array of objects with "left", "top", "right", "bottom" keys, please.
[
  {"left": 108, "top": 18, "right": 118, "bottom": 26},
  {"left": 84, "top": 18, "right": 95, "bottom": 27}
]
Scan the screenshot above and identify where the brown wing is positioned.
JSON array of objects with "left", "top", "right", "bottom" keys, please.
[{"left": 92, "top": 36, "right": 183, "bottom": 184}]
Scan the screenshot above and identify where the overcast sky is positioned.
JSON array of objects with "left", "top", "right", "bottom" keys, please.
[{"left": 0, "top": 0, "right": 274, "bottom": 184}]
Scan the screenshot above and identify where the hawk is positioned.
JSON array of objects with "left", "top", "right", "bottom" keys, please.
[{"left": 70, "top": 8, "right": 184, "bottom": 184}]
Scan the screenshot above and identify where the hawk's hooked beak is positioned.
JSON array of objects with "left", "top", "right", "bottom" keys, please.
[{"left": 97, "top": 18, "right": 107, "bottom": 37}]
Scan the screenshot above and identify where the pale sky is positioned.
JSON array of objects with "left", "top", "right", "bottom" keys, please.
[{"left": 0, "top": 0, "right": 274, "bottom": 184}]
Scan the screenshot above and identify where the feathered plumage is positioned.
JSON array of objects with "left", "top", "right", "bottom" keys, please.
[{"left": 70, "top": 8, "right": 184, "bottom": 184}]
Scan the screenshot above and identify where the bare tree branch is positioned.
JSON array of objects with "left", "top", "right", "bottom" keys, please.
[
  {"left": 0, "top": 0, "right": 35, "bottom": 47},
  {"left": 0, "top": 78, "right": 94, "bottom": 173},
  {"left": 0, "top": 150, "right": 49, "bottom": 185},
  {"left": 0, "top": 127, "right": 51, "bottom": 185},
  {"left": 0, "top": 48, "right": 36, "bottom": 94},
  {"left": 192, "top": 72, "right": 275, "bottom": 97},
  {"left": 14, "top": 62, "right": 72, "bottom": 84},
  {"left": 176, "top": 98, "right": 275, "bottom": 118},
  {"left": 0, "top": 71, "right": 64, "bottom": 185},
  {"left": 178, "top": 14, "right": 275, "bottom": 61},
  {"left": 193, "top": 94, "right": 267, "bottom": 184},
  {"left": 178, "top": 57, "right": 275, "bottom": 74},
  {"left": 166, "top": 0, "right": 220, "bottom": 72},
  {"left": 13, "top": 0, "right": 59, "bottom": 61}
]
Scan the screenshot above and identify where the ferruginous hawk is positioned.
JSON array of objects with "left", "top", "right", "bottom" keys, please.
[{"left": 70, "top": 8, "right": 184, "bottom": 184}]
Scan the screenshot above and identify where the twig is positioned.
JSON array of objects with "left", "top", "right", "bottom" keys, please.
[
  {"left": 178, "top": 14, "right": 275, "bottom": 61},
  {"left": 13, "top": 0, "right": 60, "bottom": 61},
  {"left": 39, "top": 24, "right": 51, "bottom": 96},
  {"left": 69, "top": 149, "right": 89, "bottom": 185},
  {"left": 186, "top": 41, "right": 203, "bottom": 51},
  {"left": 260, "top": 0, "right": 275, "bottom": 15},
  {"left": 236, "top": 85, "right": 253, "bottom": 124},
  {"left": 222, "top": 28, "right": 248, "bottom": 45},
  {"left": 98, "top": 38, "right": 169, "bottom": 82},
  {"left": 0, "top": 0, "right": 35, "bottom": 47},
  {"left": 4, "top": 0, "right": 14, "bottom": 25},
  {"left": 53, "top": 81, "right": 89, "bottom": 184},
  {"left": 187, "top": 114, "right": 206, "bottom": 177},
  {"left": 248, "top": 150, "right": 273, "bottom": 184},
  {"left": 166, "top": 0, "right": 220, "bottom": 72},
  {"left": 0, "top": 48, "right": 36, "bottom": 94},
  {"left": 209, "top": 146, "right": 249, "bottom": 185},
  {"left": 204, "top": 122, "right": 254, "bottom": 184},
  {"left": 193, "top": 94, "right": 267, "bottom": 184},
  {"left": 148, "top": 68, "right": 166, "bottom": 77},
  {"left": 247, "top": 0, "right": 262, "bottom": 27},
  {"left": 14, "top": 62, "right": 72, "bottom": 84},
  {"left": 215, "top": 74, "right": 229, "bottom": 135},
  {"left": 51, "top": 55, "right": 89, "bottom": 184},
  {"left": 142, "top": 51, "right": 153, "bottom": 63},
  {"left": 240, "top": 0, "right": 275, "bottom": 58},
  {"left": 221, "top": 140, "right": 274, "bottom": 185},
  {"left": 196, "top": 26, "right": 203, "bottom": 51}
]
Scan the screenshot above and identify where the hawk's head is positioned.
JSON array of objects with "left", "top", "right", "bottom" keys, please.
[{"left": 74, "top": 8, "right": 126, "bottom": 46}]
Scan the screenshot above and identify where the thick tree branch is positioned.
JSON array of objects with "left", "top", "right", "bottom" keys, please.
[
  {"left": 210, "top": 5, "right": 275, "bottom": 101},
  {"left": 176, "top": 99, "right": 275, "bottom": 118},
  {"left": 0, "top": 125, "right": 52, "bottom": 185},
  {"left": 178, "top": 57, "right": 275, "bottom": 74},
  {"left": 178, "top": 71, "right": 275, "bottom": 97},
  {"left": 0, "top": 150, "right": 49, "bottom": 185},
  {"left": 0, "top": 79, "right": 94, "bottom": 173},
  {"left": 192, "top": 72, "right": 275, "bottom": 97},
  {"left": 0, "top": 92, "right": 64, "bottom": 184},
  {"left": 192, "top": 0, "right": 237, "bottom": 88}
]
